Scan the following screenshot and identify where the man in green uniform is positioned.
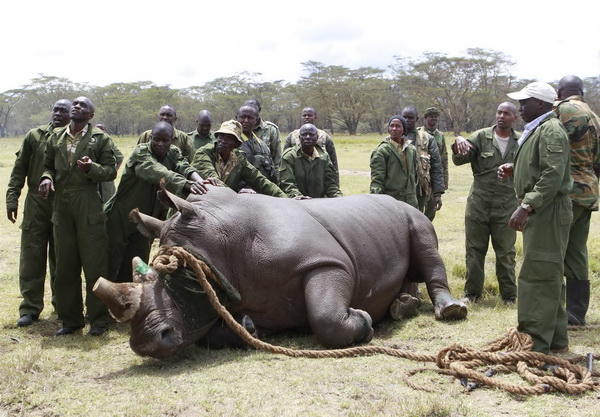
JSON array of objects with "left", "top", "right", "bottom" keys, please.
[
  {"left": 452, "top": 102, "right": 520, "bottom": 303},
  {"left": 280, "top": 123, "right": 341, "bottom": 199},
  {"left": 284, "top": 107, "right": 339, "bottom": 185},
  {"left": 236, "top": 105, "right": 279, "bottom": 186},
  {"left": 555, "top": 75, "right": 600, "bottom": 325},
  {"left": 39, "top": 96, "right": 117, "bottom": 337},
  {"left": 137, "top": 105, "right": 195, "bottom": 162},
  {"left": 402, "top": 106, "right": 444, "bottom": 220},
  {"left": 7, "top": 99, "right": 71, "bottom": 327},
  {"left": 370, "top": 115, "right": 419, "bottom": 209},
  {"left": 188, "top": 110, "right": 216, "bottom": 151},
  {"left": 192, "top": 120, "right": 287, "bottom": 198},
  {"left": 499, "top": 82, "right": 572, "bottom": 353},
  {"left": 419, "top": 107, "right": 448, "bottom": 190},
  {"left": 105, "top": 122, "right": 209, "bottom": 283},
  {"left": 245, "top": 98, "right": 281, "bottom": 169}
]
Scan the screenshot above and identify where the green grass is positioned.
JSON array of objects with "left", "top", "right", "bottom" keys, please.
[{"left": 1, "top": 133, "right": 599, "bottom": 416}]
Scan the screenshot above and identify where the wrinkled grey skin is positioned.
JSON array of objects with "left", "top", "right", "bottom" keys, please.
[{"left": 94, "top": 185, "right": 466, "bottom": 359}]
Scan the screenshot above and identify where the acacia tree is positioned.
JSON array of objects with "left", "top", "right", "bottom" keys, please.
[
  {"left": 298, "top": 61, "right": 388, "bottom": 135},
  {"left": 392, "top": 49, "right": 518, "bottom": 133},
  {"left": 0, "top": 89, "right": 26, "bottom": 137}
]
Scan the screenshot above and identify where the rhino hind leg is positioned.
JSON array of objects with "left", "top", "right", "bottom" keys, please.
[
  {"left": 303, "top": 267, "right": 374, "bottom": 348},
  {"left": 198, "top": 313, "right": 258, "bottom": 349}
]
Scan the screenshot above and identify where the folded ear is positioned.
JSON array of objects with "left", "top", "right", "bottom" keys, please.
[
  {"left": 156, "top": 185, "right": 198, "bottom": 218},
  {"left": 130, "top": 209, "right": 164, "bottom": 239}
]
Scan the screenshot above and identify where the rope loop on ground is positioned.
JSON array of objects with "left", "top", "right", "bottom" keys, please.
[{"left": 151, "top": 245, "right": 598, "bottom": 396}]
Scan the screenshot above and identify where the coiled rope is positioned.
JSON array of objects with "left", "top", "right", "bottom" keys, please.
[{"left": 151, "top": 245, "right": 598, "bottom": 395}]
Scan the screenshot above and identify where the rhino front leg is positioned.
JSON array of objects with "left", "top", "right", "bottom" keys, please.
[{"left": 303, "top": 267, "right": 374, "bottom": 348}]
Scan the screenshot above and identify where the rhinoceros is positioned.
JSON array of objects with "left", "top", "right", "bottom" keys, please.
[{"left": 93, "top": 186, "right": 467, "bottom": 359}]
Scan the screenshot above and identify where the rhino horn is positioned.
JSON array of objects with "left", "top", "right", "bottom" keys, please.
[
  {"left": 93, "top": 278, "right": 142, "bottom": 323},
  {"left": 157, "top": 186, "right": 197, "bottom": 217},
  {"left": 132, "top": 256, "right": 159, "bottom": 283},
  {"left": 130, "top": 208, "right": 164, "bottom": 239}
]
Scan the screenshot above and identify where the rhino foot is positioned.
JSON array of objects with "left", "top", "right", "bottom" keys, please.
[
  {"left": 434, "top": 298, "right": 468, "bottom": 321},
  {"left": 389, "top": 293, "right": 421, "bottom": 320}
]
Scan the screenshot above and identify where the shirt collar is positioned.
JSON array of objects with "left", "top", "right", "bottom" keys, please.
[{"left": 518, "top": 111, "right": 553, "bottom": 146}]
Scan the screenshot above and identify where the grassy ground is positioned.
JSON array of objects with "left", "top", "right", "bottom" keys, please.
[{"left": 0, "top": 133, "right": 599, "bottom": 416}]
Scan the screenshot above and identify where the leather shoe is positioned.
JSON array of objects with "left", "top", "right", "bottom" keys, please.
[
  {"left": 89, "top": 326, "right": 107, "bottom": 336},
  {"left": 550, "top": 345, "right": 569, "bottom": 354},
  {"left": 17, "top": 314, "right": 37, "bottom": 327},
  {"left": 55, "top": 326, "right": 83, "bottom": 336}
]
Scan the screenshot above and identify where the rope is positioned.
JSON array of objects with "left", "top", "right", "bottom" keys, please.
[{"left": 151, "top": 245, "right": 599, "bottom": 395}]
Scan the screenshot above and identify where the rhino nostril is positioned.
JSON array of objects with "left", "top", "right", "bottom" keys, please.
[{"left": 160, "top": 328, "right": 176, "bottom": 344}]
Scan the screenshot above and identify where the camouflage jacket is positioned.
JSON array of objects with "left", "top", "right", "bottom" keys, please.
[
  {"left": 419, "top": 126, "right": 448, "bottom": 189},
  {"left": 240, "top": 132, "right": 279, "bottom": 184},
  {"left": 554, "top": 95, "right": 600, "bottom": 210},
  {"left": 253, "top": 118, "right": 282, "bottom": 169},
  {"left": 405, "top": 129, "right": 444, "bottom": 197}
]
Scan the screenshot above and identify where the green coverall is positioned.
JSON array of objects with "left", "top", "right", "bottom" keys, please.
[
  {"left": 253, "top": 118, "right": 282, "bottom": 170},
  {"left": 105, "top": 143, "right": 197, "bottom": 283},
  {"left": 369, "top": 137, "right": 419, "bottom": 209},
  {"left": 284, "top": 129, "right": 339, "bottom": 185},
  {"left": 192, "top": 143, "right": 287, "bottom": 198},
  {"left": 6, "top": 123, "right": 60, "bottom": 318},
  {"left": 188, "top": 130, "right": 216, "bottom": 151},
  {"left": 279, "top": 145, "right": 342, "bottom": 198},
  {"left": 452, "top": 126, "right": 520, "bottom": 301},
  {"left": 513, "top": 114, "right": 572, "bottom": 353},
  {"left": 42, "top": 125, "right": 117, "bottom": 328}
]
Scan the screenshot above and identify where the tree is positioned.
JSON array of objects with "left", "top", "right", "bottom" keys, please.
[
  {"left": 392, "top": 49, "right": 518, "bottom": 133},
  {"left": 298, "top": 61, "right": 388, "bottom": 135},
  {"left": 0, "top": 89, "right": 26, "bottom": 137}
]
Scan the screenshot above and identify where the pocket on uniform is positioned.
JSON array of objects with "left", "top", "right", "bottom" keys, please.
[
  {"left": 528, "top": 248, "right": 561, "bottom": 263},
  {"left": 546, "top": 144, "right": 563, "bottom": 153},
  {"left": 20, "top": 220, "right": 31, "bottom": 231},
  {"left": 88, "top": 212, "right": 107, "bottom": 225}
]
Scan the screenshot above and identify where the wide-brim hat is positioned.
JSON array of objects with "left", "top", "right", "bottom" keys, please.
[
  {"left": 507, "top": 82, "right": 556, "bottom": 104},
  {"left": 215, "top": 120, "right": 244, "bottom": 143}
]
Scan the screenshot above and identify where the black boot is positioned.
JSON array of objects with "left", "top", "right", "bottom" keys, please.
[{"left": 566, "top": 279, "right": 590, "bottom": 326}]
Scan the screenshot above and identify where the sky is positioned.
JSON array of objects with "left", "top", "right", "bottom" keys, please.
[{"left": 2, "top": 0, "right": 599, "bottom": 94}]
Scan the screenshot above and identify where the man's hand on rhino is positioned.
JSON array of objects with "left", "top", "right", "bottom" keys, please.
[{"left": 294, "top": 196, "right": 312, "bottom": 200}]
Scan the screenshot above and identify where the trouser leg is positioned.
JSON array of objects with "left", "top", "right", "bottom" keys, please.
[
  {"left": 464, "top": 215, "right": 490, "bottom": 299},
  {"left": 564, "top": 204, "right": 591, "bottom": 325},
  {"left": 517, "top": 197, "right": 571, "bottom": 353},
  {"left": 423, "top": 194, "right": 437, "bottom": 221},
  {"left": 490, "top": 217, "right": 517, "bottom": 300},
  {"left": 53, "top": 196, "right": 85, "bottom": 328},
  {"left": 115, "top": 232, "right": 152, "bottom": 283}
]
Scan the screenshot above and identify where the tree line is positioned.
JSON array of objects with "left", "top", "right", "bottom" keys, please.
[{"left": 1, "top": 48, "right": 599, "bottom": 138}]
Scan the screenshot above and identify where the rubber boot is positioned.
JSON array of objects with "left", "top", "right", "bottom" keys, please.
[{"left": 566, "top": 279, "right": 590, "bottom": 326}]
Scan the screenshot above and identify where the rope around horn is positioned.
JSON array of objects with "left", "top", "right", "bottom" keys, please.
[{"left": 151, "top": 245, "right": 598, "bottom": 395}]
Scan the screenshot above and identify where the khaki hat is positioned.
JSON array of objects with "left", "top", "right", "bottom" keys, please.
[
  {"left": 215, "top": 120, "right": 244, "bottom": 143},
  {"left": 507, "top": 82, "right": 556, "bottom": 104},
  {"left": 424, "top": 107, "right": 440, "bottom": 117}
]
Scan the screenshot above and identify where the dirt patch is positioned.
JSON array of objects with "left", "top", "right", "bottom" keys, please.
[{"left": 339, "top": 169, "right": 370, "bottom": 177}]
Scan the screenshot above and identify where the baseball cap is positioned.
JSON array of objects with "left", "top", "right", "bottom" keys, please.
[
  {"left": 424, "top": 107, "right": 440, "bottom": 117},
  {"left": 215, "top": 120, "right": 244, "bottom": 143},
  {"left": 507, "top": 82, "right": 556, "bottom": 104}
]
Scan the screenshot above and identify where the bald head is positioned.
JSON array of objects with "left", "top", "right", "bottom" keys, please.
[
  {"left": 557, "top": 75, "right": 584, "bottom": 99},
  {"left": 496, "top": 101, "right": 518, "bottom": 130},
  {"left": 52, "top": 99, "right": 72, "bottom": 128},
  {"left": 151, "top": 121, "right": 174, "bottom": 137},
  {"left": 196, "top": 110, "right": 213, "bottom": 136},
  {"left": 158, "top": 105, "right": 177, "bottom": 125}
]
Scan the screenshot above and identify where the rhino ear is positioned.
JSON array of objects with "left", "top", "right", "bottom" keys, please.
[
  {"left": 157, "top": 187, "right": 197, "bottom": 218},
  {"left": 132, "top": 257, "right": 159, "bottom": 283},
  {"left": 130, "top": 209, "right": 164, "bottom": 239}
]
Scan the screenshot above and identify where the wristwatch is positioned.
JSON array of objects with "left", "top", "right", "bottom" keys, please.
[{"left": 520, "top": 202, "right": 533, "bottom": 212}]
